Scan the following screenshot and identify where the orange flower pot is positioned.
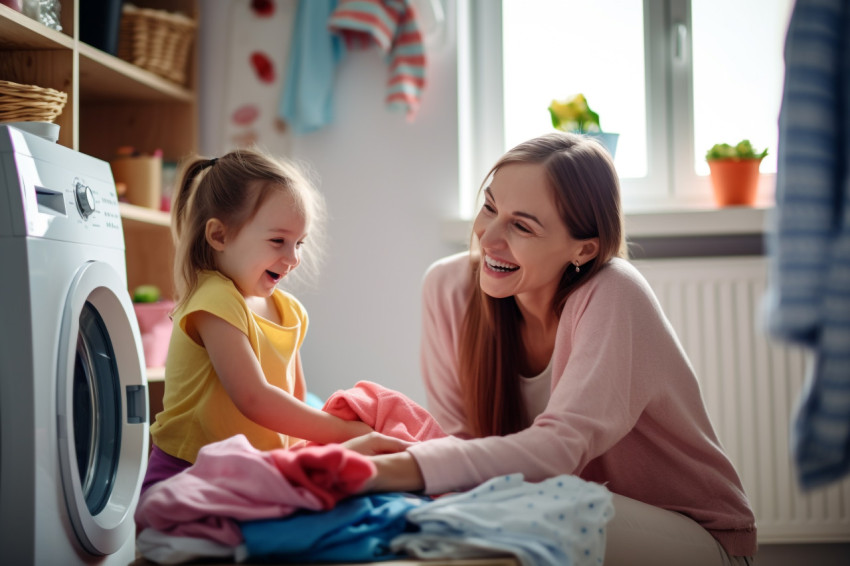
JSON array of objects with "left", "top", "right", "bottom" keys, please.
[{"left": 707, "top": 158, "right": 762, "bottom": 207}]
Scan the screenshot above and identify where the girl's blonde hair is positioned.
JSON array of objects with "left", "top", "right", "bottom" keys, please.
[
  {"left": 460, "top": 131, "right": 627, "bottom": 437},
  {"left": 170, "top": 148, "right": 326, "bottom": 310}
]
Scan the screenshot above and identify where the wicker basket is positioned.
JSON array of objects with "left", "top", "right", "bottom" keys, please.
[
  {"left": 0, "top": 80, "right": 68, "bottom": 123},
  {"left": 118, "top": 4, "right": 196, "bottom": 86}
]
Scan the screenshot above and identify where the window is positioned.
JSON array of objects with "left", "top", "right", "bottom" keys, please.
[{"left": 458, "top": 0, "right": 795, "bottom": 216}]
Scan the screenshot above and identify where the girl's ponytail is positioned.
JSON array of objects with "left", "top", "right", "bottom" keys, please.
[
  {"left": 171, "top": 156, "right": 217, "bottom": 309},
  {"left": 171, "top": 158, "right": 210, "bottom": 241}
]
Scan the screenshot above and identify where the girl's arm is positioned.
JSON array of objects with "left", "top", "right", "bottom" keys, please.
[
  {"left": 193, "top": 310, "right": 372, "bottom": 444},
  {"left": 293, "top": 351, "right": 307, "bottom": 402}
]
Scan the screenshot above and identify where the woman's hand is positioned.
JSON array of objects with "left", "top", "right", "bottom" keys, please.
[
  {"left": 342, "top": 431, "right": 414, "bottom": 456},
  {"left": 361, "top": 451, "right": 425, "bottom": 494},
  {"left": 344, "top": 420, "right": 375, "bottom": 440}
]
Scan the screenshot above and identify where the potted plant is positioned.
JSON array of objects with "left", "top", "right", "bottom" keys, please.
[
  {"left": 705, "top": 139, "right": 768, "bottom": 207},
  {"left": 548, "top": 93, "right": 619, "bottom": 158}
]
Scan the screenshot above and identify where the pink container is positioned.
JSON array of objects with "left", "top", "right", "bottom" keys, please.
[{"left": 133, "top": 301, "right": 174, "bottom": 368}]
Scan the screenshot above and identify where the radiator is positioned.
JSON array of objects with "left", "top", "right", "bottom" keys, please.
[{"left": 633, "top": 256, "right": 850, "bottom": 543}]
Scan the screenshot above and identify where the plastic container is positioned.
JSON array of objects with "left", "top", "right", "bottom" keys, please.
[{"left": 133, "top": 301, "right": 174, "bottom": 368}]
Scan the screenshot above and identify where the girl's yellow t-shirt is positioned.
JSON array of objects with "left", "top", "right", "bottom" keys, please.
[{"left": 150, "top": 270, "right": 308, "bottom": 463}]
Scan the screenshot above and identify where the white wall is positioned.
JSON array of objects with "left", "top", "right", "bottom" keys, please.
[{"left": 199, "top": 1, "right": 463, "bottom": 404}]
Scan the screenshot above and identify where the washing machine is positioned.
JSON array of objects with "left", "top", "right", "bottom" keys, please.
[{"left": 0, "top": 124, "right": 149, "bottom": 565}]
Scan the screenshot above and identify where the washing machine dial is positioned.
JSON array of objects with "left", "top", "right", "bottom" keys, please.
[{"left": 74, "top": 181, "right": 95, "bottom": 219}]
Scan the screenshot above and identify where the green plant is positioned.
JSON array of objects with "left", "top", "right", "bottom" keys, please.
[
  {"left": 548, "top": 93, "right": 602, "bottom": 133},
  {"left": 705, "top": 139, "right": 768, "bottom": 161},
  {"left": 133, "top": 284, "right": 162, "bottom": 303}
]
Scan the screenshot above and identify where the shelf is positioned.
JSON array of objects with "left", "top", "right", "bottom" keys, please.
[
  {"left": 0, "top": 4, "right": 74, "bottom": 50},
  {"left": 119, "top": 202, "right": 171, "bottom": 228},
  {"left": 78, "top": 42, "right": 195, "bottom": 102},
  {"left": 2, "top": 6, "right": 194, "bottom": 103}
]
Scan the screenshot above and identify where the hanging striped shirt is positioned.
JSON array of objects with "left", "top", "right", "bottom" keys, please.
[
  {"left": 329, "top": 0, "right": 426, "bottom": 119},
  {"left": 765, "top": 0, "right": 850, "bottom": 490}
]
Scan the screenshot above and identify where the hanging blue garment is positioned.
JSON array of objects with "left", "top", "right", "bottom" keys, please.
[
  {"left": 278, "top": 0, "right": 345, "bottom": 134},
  {"left": 765, "top": 0, "right": 850, "bottom": 489},
  {"left": 239, "top": 493, "right": 429, "bottom": 562}
]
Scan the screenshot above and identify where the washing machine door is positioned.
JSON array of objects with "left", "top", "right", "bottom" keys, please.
[{"left": 56, "top": 260, "right": 149, "bottom": 555}]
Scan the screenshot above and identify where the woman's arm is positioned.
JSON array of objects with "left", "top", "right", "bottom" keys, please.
[
  {"left": 408, "top": 261, "right": 669, "bottom": 494},
  {"left": 365, "top": 451, "right": 425, "bottom": 493},
  {"left": 420, "top": 254, "right": 475, "bottom": 438},
  {"left": 194, "top": 310, "right": 372, "bottom": 444}
]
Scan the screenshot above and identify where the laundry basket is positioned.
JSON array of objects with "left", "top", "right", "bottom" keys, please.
[
  {"left": 0, "top": 80, "right": 68, "bottom": 123},
  {"left": 118, "top": 4, "right": 196, "bottom": 86}
]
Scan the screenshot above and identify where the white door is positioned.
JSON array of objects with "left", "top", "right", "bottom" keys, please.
[{"left": 56, "top": 260, "right": 149, "bottom": 555}]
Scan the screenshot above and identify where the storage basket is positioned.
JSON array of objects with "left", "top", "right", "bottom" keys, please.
[
  {"left": 118, "top": 4, "right": 196, "bottom": 86},
  {"left": 0, "top": 80, "right": 68, "bottom": 123}
]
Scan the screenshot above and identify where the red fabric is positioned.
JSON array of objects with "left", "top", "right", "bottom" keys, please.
[
  {"left": 272, "top": 443, "right": 377, "bottom": 508},
  {"left": 322, "top": 380, "right": 447, "bottom": 442}
]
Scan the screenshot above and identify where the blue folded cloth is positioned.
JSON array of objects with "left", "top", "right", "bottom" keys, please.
[{"left": 239, "top": 492, "right": 429, "bottom": 562}]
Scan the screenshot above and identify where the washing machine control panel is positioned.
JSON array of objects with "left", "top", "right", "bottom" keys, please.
[
  {"left": 0, "top": 126, "right": 125, "bottom": 246},
  {"left": 74, "top": 181, "right": 96, "bottom": 219}
]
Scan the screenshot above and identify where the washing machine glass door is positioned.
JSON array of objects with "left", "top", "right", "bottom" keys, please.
[{"left": 57, "top": 261, "right": 149, "bottom": 556}]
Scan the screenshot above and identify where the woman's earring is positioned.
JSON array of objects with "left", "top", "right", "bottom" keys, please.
[{"left": 574, "top": 261, "right": 581, "bottom": 273}]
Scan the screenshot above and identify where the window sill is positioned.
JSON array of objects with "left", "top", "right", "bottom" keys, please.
[
  {"left": 624, "top": 205, "right": 770, "bottom": 238},
  {"left": 443, "top": 205, "right": 770, "bottom": 245}
]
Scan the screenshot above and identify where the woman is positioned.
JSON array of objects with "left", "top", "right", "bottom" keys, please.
[{"left": 358, "top": 132, "right": 756, "bottom": 565}]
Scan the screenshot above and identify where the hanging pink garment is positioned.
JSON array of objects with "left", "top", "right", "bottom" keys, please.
[
  {"left": 322, "top": 380, "right": 448, "bottom": 442},
  {"left": 135, "top": 435, "right": 375, "bottom": 545}
]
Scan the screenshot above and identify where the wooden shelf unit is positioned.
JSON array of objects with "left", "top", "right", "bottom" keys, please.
[
  {"left": 2, "top": 0, "right": 198, "bottom": 385},
  {"left": 1, "top": 0, "right": 197, "bottom": 300}
]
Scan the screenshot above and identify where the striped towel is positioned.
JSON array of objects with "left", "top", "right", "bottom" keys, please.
[
  {"left": 765, "top": 0, "right": 850, "bottom": 490},
  {"left": 329, "top": 0, "right": 426, "bottom": 119}
]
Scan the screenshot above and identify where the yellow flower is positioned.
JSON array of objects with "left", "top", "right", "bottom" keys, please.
[{"left": 548, "top": 93, "right": 601, "bottom": 133}]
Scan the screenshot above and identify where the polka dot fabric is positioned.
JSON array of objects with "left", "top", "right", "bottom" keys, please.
[{"left": 391, "top": 473, "right": 613, "bottom": 566}]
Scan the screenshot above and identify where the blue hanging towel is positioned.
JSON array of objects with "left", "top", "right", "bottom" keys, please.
[
  {"left": 278, "top": 0, "right": 345, "bottom": 134},
  {"left": 765, "top": 0, "right": 850, "bottom": 490}
]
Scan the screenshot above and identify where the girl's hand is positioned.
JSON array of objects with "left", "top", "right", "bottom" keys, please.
[{"left": 342, "top": 431, "right": 414, "bottom": 456}]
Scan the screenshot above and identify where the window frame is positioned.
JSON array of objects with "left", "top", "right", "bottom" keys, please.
[{"left": 457, "top": 0, "right": 777, "bottom": 219}]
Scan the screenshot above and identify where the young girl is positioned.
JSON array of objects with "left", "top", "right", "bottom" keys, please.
[{"left": 142, "top": 148, "right": 375, "bottom": 494}]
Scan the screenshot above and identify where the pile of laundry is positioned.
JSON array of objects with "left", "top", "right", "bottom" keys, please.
[{"left": 135, "top": 382, "right": 614, "bottom": 565}]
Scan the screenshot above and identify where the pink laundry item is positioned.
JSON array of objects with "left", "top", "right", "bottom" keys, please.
[
  {"left": 135, "top": 435, "right": 375, "bottom": 546},
  {"left": 328, "top": 0, "right": 426, "bottom": 119},
  {"left": 322, "top": 380, "right": 447, "bottom": 442}
]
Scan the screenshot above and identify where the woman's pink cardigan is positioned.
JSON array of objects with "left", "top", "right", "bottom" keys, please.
[{"left": 407, "top": 252, "right": 757, "bottom": 557}]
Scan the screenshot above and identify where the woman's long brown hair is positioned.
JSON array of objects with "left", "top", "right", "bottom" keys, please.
[{"left": 458, "top": 132, "right": 626, "bottom": 438}]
